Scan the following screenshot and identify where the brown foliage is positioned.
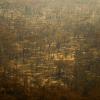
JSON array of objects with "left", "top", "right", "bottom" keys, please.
[{"left": 0, "top": 80, "right": 100, "bottom": 100}]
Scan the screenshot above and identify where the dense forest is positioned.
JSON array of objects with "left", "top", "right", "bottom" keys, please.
[{"left": 0, "top": 0, "right": 100, "bottom": 100}]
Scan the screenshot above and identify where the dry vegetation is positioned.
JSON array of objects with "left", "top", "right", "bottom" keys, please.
[
  {"left": 0, "top": 0, "right": 100, "bottom": 100},
  {"left": 0, "top": 77, "right": 100, "bottom": 100}
]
